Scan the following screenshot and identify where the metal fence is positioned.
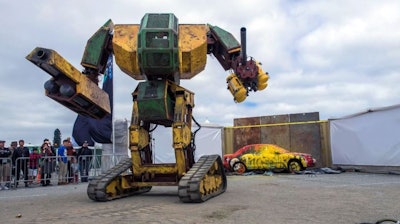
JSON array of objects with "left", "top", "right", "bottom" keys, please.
[
  {"left": 0, "top": 154, "right": 129, "bottom": 190},
  {"left": 0, "top": 157, "right": 12, "bottom": 189}
]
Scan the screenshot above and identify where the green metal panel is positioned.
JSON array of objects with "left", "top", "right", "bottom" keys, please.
[
  {"left": 146, "top": 14, "right": 170, "bottom": 28},
  {"left": 209, "top": 25, "right": 240, "bottom": 51},
  {"left": 81, "top": 19, "right": 113, "bottom": 71},
  {"left": 137, "top": 14, "right": 179, "bottom": 79},
  {"left": 137, "top": 81, "right": 174, "bottom": 125}
]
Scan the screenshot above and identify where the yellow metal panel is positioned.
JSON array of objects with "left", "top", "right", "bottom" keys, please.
[
  {"left": 112, "top": 24, "right": 144, "bottom": 80},
  {"left": 173, "top": 123, "right": 192, "bottom": 148},
  {"left": 49, "top": 51, "right": 111, "bottom": 115},
  {"left": 135, "top": 164, "right": 177, "bottom": 176},
  {"left": 26, "top": 48, "right": 111, "bottom": 118},
  {"left": 129, "top": 125, "right": 149, "bottom": 149},
  {"left": 178, "top": 24, "right": 208, "bottom": 79},
  {"left": 75, "top": 73, "right": 111, "bottom": 112}
]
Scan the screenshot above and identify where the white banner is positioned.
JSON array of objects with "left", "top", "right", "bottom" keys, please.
[
  {"left": 152, "top": 124, "right": 223, "bottom": 163},
  {"left": 330, "top": 105, "right": 400, "bottom": 166}
]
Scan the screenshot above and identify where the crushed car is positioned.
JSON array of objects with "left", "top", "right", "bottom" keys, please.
[{"left": 223, "top": 144, "right": 316, "bottom": 174}]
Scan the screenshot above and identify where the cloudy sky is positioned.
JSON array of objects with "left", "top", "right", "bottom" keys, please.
[{"left": 1, "top": 0, "right": 399, "bottom": 145}]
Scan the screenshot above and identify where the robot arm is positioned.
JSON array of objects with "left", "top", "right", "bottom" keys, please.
[
  {"left": 26, "top": 20, "right": 114, "bottom": 119},
  {"left": 207, "top": 25, "right": 269, "bottom": 102},
  {"left": 80, "top": 19, "right": 114, "bottom": 83},
  {"left": 26, "top": 16, "right": 269, "bottom": 121}
]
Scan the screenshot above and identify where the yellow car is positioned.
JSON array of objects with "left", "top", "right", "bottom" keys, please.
[{"left": 223, "top": 144, "right": 316, "bottom": 174}]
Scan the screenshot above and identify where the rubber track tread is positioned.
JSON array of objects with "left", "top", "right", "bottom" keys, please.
[
  {"left": 87, "top": 157, "right": 150, "bottom": 201},
  {"left": 178, "top": 154, "right": 227, "bottom": 203}
]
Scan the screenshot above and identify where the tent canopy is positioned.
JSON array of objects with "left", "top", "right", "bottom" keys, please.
[{"left": 330, "top": 104, "right": 400, "bottom": 166}]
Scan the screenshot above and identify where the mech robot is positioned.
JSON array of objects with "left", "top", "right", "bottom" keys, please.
[{"left": 26, "top": 13, "right": 269, "bottom": 202}]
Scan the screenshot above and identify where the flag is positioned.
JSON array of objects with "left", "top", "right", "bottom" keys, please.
[{"left": 73, "top": 55, "right": 114, "bottom": 146}]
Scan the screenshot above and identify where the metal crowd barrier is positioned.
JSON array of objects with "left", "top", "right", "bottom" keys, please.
[
  {"left": 0, "top": 154, "right": 130, "bottom": 190},
  {"left": 0, "top": 157, "right": 12, "bottom": 189}
]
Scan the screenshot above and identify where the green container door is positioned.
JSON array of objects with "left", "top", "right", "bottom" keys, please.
[{"left": 137, "top": 80, "right": 174, "bottom": 126}]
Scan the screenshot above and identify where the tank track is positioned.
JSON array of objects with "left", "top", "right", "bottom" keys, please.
[
  {"left": 87, "top": 157, "right": 151, "bottom": 201},
  {"left": 178, "top": 154, "right": 227, "bottom": 203}
]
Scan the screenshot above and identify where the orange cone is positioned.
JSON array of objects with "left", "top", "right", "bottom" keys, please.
[{"left": 37, "top": 168, "right": 41, "bottom": 182}]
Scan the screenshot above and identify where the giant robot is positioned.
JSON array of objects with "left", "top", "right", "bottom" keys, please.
[{"left": 26, "top": 13, "right": 269, "bottom": 203}]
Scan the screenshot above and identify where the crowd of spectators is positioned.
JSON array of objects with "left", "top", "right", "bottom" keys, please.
[{"left": 0, "top": 138, "right": 93, "bottom": 191}]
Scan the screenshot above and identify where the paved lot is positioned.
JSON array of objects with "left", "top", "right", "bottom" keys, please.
[{"left": 0, "top": 172, "right": 399, "bottom": 224}]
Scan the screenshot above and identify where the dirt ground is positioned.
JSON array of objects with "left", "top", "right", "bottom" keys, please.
[{"left": 0, "top": 172, "right": 399, "bottom": 224}]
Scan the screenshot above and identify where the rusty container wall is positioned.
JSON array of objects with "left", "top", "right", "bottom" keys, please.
[
  {"left": 233, "top": 117, "right": 261, "bottom": 150},
  {"left": 289, "top": 112, "right": 322, "bottom": 167},
  {"left": 223, "top": 127, "right": 234, "bottom": 155},
  {"left": 228, "top": 112, "right": 327, "bottom": 167},
  {"left": 320, "top": 121, "right": 332, "bottom": 167},
  {"left": 260, "top": 115, "right": 290, "bottom": 149}
]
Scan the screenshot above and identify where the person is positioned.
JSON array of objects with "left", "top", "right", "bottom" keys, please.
[
  {"left": 9, "top": 141, "right": 17, "bottom": 155},
  {"left": 70, "top": 156, "right": 79, "bottom": 184},
  {"left": 43, "top": 139, "right": 56, "bottom": 182},
  {"left": 57, "top": 139, "right": 69, "bottom": 185},
  {"left": 8, "top": 141, "right": 18, "bottom": 188},
  {"left": 40, "top": 142, "right": 55, "bottom": 186},
  {"left": 12, "top": 139, "right": 30, "bottom": 188},
  {"left": 77, "top": 140, "right": 92, "bottom": 182},
  {"left": 28, "top": 148, "right": 41, "bottom": 185},
  {"left": 0, "top": 140, "right": 12, "bottom": 190},
  {"left": 66, "top": 139, "right": 76, "bottom": 183}
]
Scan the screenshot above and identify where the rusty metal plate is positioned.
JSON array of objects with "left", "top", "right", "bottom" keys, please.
[
  {"left": 289, "top": 112, "right": 321, "bottom": 166},
  {"left": 233, "top": 117, "right": 261, "bottom": 151},
  {"left": 230, "top": 112, "right": 322, "bottom": 167},
  {"left": 260, "top": 115, "right": 290, "bottom": 149}
]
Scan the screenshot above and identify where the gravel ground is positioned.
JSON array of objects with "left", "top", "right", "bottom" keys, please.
[{"left": 0, "top": 172, "right": 399, "bottom": 224}]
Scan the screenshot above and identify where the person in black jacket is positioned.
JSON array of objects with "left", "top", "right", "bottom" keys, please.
[
  {"left": 12, "top": 139, "right": 30, "bottom": 188},
  {"left": 0, "top": 140, "right": 12, "bottom": 190},
  {"left": 40, "top": 142, "right": 55, "bottom": 186},
  {"left": 43, "top": 139, "right": 56, "bottom": 184},
  {"left": 77, "top": 141, "right": 92, "bottom": 182}
]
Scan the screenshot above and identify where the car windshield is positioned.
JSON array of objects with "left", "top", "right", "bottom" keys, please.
[
  {"left": 234, "top": 144, "right": 290, "bottom": 156},
  {"left": 263, "top": 145, "right": 288, "bottom": 154},
  {"left": 275, "top": 148, "right": 288, "bottom": 154}
]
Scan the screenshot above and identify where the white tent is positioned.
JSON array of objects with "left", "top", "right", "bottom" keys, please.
[
  {"left": 330, "top": 104, "right": 400, "bottom": 166},
  {"left": 151, "top": 124, "right": 223, "bottom": 163}
]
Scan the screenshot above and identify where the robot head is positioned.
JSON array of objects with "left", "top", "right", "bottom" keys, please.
[{"left": 138, "top": 13, "right": 179, "bottom": 82}]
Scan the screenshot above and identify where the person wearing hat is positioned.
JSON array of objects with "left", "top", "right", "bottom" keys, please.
[
  {"left": 77, "top": 140, "right": 92, "bottom": 182},
  {"left": 12, "top": 139, "right": 30, "bottom": 188},
  {"left": 42, "top": 138, "right": 56, "bottom": 182},
  {"left": 9, "top": 141, "right": 17, "bottom": 154},
  {"left": 28, "top": 148, "right": 41, "bottom": 185},
  {"left": 0, "top": 140, "right": 12, "bottom": 190},
  {"left": 40, "top": 141, "right": 55, "bottom": 186}
]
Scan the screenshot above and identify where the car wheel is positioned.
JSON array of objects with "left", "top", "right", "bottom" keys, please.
[
  {"left": 232, "top": 162, "right": 247, "bottom": 174},
  {"left": 229, "top": 158, "right": 240, "bottom": 169},
  {"left": 287, "top": 160, "right": 302, "bottom": 173}
]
